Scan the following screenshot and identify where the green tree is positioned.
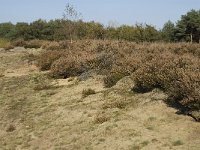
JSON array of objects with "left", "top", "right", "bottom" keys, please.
[
  {"left": 175, "top": 9, "right": 200, "bottom": 43},
  {"left": 162, "top": 20, "right": 175, "bottom": 42},
  {"left": 117, "top": 25, "right": 136, "bottom": 41},
  {"left": 51, "top": 19, "right": 67, "bottom": 40},
  {"left": 29, "top": 19, "right": 47, "bottom": 39},
  {"left": 143, "top": 24, "right": 161, "bottom": 42},
  {"left": 133, "top": 24, "right": 145, "bottom": 42},
  {"left": 105, "top": 27, "right": 119, "bottom": 40},
  {"left": 85, "top": 21, "right": 105, "bottom": 39},
  {"left": 14, "top": 22, "right": 30, "bottom": 40},
  {"left": 0, "top": 22, "right": 15, "bottom": 39}
]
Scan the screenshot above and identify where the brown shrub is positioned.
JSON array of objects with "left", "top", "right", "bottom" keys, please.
[
  {"left": 41, "top": 41, "right": 60, "bottom": 50},
  {"left": 24, "top": 40, "right": 44, "bottom": 49},
  {"left": 90, "top": 52, "right": 114, "bottom": 74},
  {"left": 4, "top": 44, "right": 14, "bottom": 50},
  {"left": 37, "top": 50, "right": 65, "bottom": 71},
  {"left": 113, "top": 52, "right": 145, "bottom": 75},
  {"left": 167, "top": 70, "right": 200, "bottom": 111},
  {"left": 50, "top": 56, "right": 85, "bottom": 79},
  {"left": 11, "top": 39, "right": 26, "bottom": 47},
  {"left": 133, "top": 52, "right": 200, "bottom": 111}
]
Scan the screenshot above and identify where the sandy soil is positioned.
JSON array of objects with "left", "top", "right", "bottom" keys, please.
[{"left": 0, "top": 48, "right": 199, "bottom": 150}]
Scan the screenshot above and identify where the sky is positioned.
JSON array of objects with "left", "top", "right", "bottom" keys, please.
[{"left": 0, "top": 0, "right": 200, "bottom": 29}]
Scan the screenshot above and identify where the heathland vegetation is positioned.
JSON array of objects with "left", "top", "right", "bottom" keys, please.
[
  {"left": 36, "top": 40, "right": 200, "bottom": 120},
  {"left": 0, "top": 5, "right": 200, "bottom": 149},
  {"left": 0, "top": 8, "right": 199, "bottom": 121}
]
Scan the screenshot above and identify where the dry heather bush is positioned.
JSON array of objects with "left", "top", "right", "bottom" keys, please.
[
  {"left": 41, "top": 41, "right": 59, "bottom": 50},
  {"left": 113, "top": 51, "right": 145, "bottom": 74},
  {"left": 11, "top": 39, "right": 26, "bottom": 47},
  {"left": 166, "top": 70, "right": 200, "bottom": 111},
  {"left": 133, "top": 52, "right": 177, "bottom": 92},
  {"left": 91, "top": 52, "right": 114, "bottom": 74},
  {"left": 37, "top": 39, "right": 200, "bottom": 74},
  {"left": 50, "top": 56, "right": 86, "bottom": 78},
  {"left": 50, "top": 53, "right": 112, "bottom": 79},
  {"left": 58, "top": 41, "right": 70, "bottom": 49},
  {"left": 24, "top": 40, "right": 44, "bottom": 49},
  {"left": 133, "top": 52, "right": 200, "bottom": 111},
  {"left": 41, "top": 41, "right": 70, "bottom": 50},
  {"left": 4, "top": 44, "right": 14, "bottom": 50},
  {"left": 37, "top": 50, "right": 65, "bottom": 71},
  {"left": 21, "top": 53, "right": 37, "bottom": 66}
]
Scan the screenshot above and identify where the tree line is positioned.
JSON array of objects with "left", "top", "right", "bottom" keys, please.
[{"left": 0, "top": 9, "right": 200, "bottom": 43}]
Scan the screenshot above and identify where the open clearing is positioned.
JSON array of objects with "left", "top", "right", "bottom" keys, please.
[{"left": 0, "top": 48, "right": 199, "bottom": 150}]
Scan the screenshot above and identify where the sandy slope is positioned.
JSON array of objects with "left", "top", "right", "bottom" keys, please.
[{"left": 0, "top": 48, "right": 199, "bottom": 150}]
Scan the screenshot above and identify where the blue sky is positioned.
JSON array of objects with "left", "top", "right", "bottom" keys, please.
[{"left": 0, "top": 0, "right": 200, "bottom": 29}]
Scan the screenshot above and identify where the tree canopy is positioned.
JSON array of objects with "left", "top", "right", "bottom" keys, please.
[
  {"left": 0, "top": 9, "right": 200, "bottom": 43},
  {"left": 175, "top": 9, "right": 200, "bottom": 43},
  {"left": 161, "top": 21, "right": 175, "bottom": 42}
]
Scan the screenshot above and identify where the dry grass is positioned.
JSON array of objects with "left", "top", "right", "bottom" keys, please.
[
  {"left": 94, "top": 111, "right": 110, "bottom": 124},
  {"left": 31, "top": 73, "right": 57, "bottom": 91}
]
